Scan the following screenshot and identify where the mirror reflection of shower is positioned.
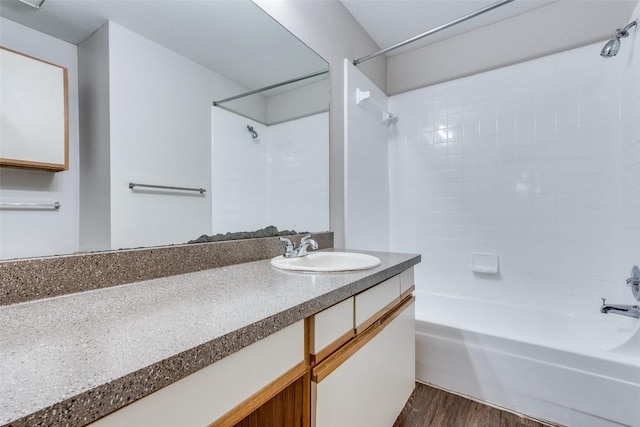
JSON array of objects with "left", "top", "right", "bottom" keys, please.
[
  {"left": 601, "top": 20, "right": 637, "bottom": 58},
  {"left": 247, "top": 125, "right": 258, "bottom": 139}
]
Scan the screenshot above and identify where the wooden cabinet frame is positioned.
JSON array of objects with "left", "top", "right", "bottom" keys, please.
[{"left": 0, "top": 46, "right": 69, "bottom": 172}]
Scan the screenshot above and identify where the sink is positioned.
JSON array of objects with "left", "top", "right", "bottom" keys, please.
[{"left": 271, "top": 252, "right": 381, "bottom": 272}]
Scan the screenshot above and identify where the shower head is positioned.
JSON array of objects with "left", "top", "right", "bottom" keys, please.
[
  {"left": 247, "top": 125, "right": 258, "bottom": 139},
  {"left": 601, "top": 20, "right": 637, "bottom": 58},
  {"left": 601, "top": 37, "right": 622, "bottom": 58}
]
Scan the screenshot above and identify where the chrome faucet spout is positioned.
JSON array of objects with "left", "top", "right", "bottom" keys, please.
[
  {"left": 600, "top": 298, "right": 640, "bottom": 319},
  {"left": 279, "top": 234, "right": 318, "bottom": 258},
  {"left": 297, "top": 234, "right": 319, "bottom": 257}
]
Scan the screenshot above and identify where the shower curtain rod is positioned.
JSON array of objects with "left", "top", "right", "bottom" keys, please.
[
  {"left": 213, "top": 70, "right": 329, "bottom": 106},
  {"left": 353, "top": 0, "right": 515, "bottom": 66}
]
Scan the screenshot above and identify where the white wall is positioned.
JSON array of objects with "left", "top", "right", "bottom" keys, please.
[
  {"left": 108, "top": 22, "right": 215, "bottom": 249},
  {"left": 212, "top": 109, "right": 329, "bottom": 233},
  {"left": 389, "top": 36, "right": 639, "bottom": 311},
  {"left": 0, "top": 17, "right": 80, "bottom": 260},
  {"left": 266, "top": 78, "right": 330, "bottom": 125},
  {"left": 387, "top": 0, "right": 638, "bottom": 95},
  {"left": 79, "top": 21, "right": 269, "bottom": 251},
  {"left": 344, "top": 60, "right": 390, "bottom": 251},
  {"left": 78, "top": 22, "right": 111, "bottom": 252},
  {"left": 254, "top": 0, "right": 387, "bottom": 248}
]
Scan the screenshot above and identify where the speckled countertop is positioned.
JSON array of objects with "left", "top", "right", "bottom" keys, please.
[{"left": 0, "top": 249, "right": 420, "bottom": 427}]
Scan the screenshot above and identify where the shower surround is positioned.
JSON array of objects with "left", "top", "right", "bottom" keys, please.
[
  {"left": 357, "top": 9, "right": 640, "bottom": 425},
  {"left": 388, "top": 36, "right": 640, "bottom": 312}
]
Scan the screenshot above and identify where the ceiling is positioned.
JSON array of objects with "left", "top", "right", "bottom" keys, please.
[
  {"left": 0, "top": 0, "right": 328, "bottom": 93},
  {"left": 341, "top": 0, "right": 633, "bottom": 57}
]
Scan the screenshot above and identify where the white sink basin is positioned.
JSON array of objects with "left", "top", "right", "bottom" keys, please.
[{"left": 271, "top": 252, "right": 381, "bottom": 272}]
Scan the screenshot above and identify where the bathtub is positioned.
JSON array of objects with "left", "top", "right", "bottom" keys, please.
[{"left": 414, "top": 292, "right": 640, "bottom": 427}]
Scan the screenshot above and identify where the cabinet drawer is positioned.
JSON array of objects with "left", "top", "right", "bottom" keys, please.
[
  {"left": 399, "top": 267, "right": 415, "bottom": 296},
  {"left": 310, "top": 297, "right": 354, "bottom": 364},
  {"left": 355, "top": 275, "right": 400, "bottom": 334},
  {"left": 89, "top": 321, "right": 304, "bottom": 427}
]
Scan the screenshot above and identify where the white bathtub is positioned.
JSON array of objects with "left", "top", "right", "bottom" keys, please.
[{"left": 414, "top": 292, "right": 640, "bottom": 427}]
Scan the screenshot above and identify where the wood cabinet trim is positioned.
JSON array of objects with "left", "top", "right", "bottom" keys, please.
[
  {"left": 379, "top": 295, "right": 415, "bottom": 329},
  {"left": 399, "top": 285, "right": 415, "bottom": 302},
  {"left": 303, "top": 319, "right": 311, "bottom": 427},
  {"left": 302, "top": 372, "right": 311, "bottom": 427},
  {"left": 310, "top": 329, "right": 356, "bottom": 366},
  {"left": 209, "top": 361, "right": 307, "bottom": 427},
  {"left": 0, "top": 157, "right": 67, "bottom": 172},
  {"left": 304, "top": 317, "right": 311, "bottom": 367},
  {"left": 355, "top": 296, "right": 401, "bottom": 335},
  {"left": 312, "top": 295, "right": 415, "bottom": 384}
]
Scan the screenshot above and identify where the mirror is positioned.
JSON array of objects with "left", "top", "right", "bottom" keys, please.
[{"left": 0, "top": 0, "right": 330, "bottom": 260}]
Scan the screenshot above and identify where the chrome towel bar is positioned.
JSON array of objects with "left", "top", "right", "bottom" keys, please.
[
  {"left": 128, "top": 182, "right": 206, "bottom": 194},
  {"left": 0, "top": 202, "right": 61, "bottom": 209}
]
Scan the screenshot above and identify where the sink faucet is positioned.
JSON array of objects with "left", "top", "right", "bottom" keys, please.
[
  {"left": 278, "top": 234, "right": 318, "bottom": 258},
  {"left": 600, "top": 298, "right": 640, "bottom": 319}
]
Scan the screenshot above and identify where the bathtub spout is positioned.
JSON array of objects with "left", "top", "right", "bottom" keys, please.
[{"left": 600, "top": 298, "right": 640, "bottom": 319}]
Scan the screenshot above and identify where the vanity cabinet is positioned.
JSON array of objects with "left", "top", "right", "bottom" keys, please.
[
  {"left": 310, "top": 268, "right": 416, "bottom": 427},
  {"left": 89, "top": 267, "right": 416, "bottom": 427},
  {"left": 311, "top": 297, "right": 415, "bottom": 427}
]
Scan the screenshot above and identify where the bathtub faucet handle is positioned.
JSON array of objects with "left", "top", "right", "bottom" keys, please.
[
  {"left": 627, "top": 265, "right": 640, "bottom": 285},
  {"left": 626, "top": 265, "right": 640, "bottom": 302}
]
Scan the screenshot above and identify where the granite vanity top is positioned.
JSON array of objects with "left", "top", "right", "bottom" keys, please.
[{"left": 0, "top": 249, "right": 420, "bottom": 427}]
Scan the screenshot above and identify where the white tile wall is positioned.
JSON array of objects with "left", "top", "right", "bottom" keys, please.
[
  {"left": 268, "top": 112, "right": 330, "bottom": 232},
  {"left": 212, "top": 108, "right": 329, "bottom": 234},
  {"left": 389, "top": 37, "right": 640, "bottom": 311},
  {"left": 212, "top": 108, "right": 269, "bottom": 233}
]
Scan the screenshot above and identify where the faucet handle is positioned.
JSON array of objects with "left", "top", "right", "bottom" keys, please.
[
  {"left": 278, "top": 237, "right": 297, "bottom": 258},
  {"left": 278, "top": 237, "right": 294, "bottom": 252},
  {"left": 627, "top": 265, "right": 640, "bottom": 286},
  {"left": 601, "top": 298, "right": 607, "bottom": 305},
  {"left": 279, "top": 237, "right": 293, "bottom": 245}
]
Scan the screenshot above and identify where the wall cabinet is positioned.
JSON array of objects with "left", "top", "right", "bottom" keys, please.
[{"left": 0, "top": 47, "right": 68, "bottom": 171}]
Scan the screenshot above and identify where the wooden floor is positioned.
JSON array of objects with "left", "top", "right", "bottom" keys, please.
[{"left": 394, "top": 383, "right": 551, "bottom": 427}]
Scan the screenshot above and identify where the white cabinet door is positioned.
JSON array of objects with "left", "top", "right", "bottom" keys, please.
[
  {"left": 313, "top": 300, "right": 415, "bottom": 427},
  {"left": 310, "top": 296, "right": 354, "bottom": 363},
  {"left": 354, "top": 274, "right": 400, "bottom": 333},
  {"left": 0, "top": 47, "right": 68, "bottom": 171}
]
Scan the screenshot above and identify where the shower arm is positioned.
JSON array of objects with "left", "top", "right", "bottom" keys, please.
[{"left": 615, "top": 20, "right": 637, "bottom": 38}]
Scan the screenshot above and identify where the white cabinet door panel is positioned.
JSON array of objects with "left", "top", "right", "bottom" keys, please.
[
  {"left": 311, "top": 296, "right": 354, "bottom": 354},
  {"left": 400, "top": 267, "right": 415, "bottom": 295},
  {"left": 355, "top": 275, "right": 400, "bottom": 332},
  {"left": 0, "top": 47, "right": 68, "bottom": 171},
  {"left": 313, "top": 301, "right": 415, "bottom": 427}
]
